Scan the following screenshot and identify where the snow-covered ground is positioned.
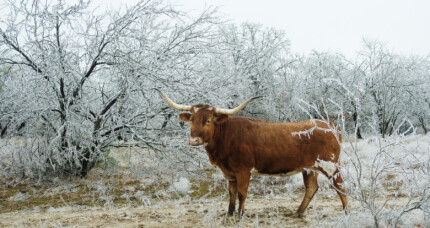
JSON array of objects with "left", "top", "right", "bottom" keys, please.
[{"left": 0, "top": 134, "right": 429, "bottom": 227}]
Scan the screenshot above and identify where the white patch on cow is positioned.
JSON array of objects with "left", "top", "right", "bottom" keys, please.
[
  {"left": 207, "top": 107, "right": 213, "bottom": 111},
  {"left": 193, "top": 107, "right": 200, "bottom": 113},
  {"left": 331, "top": 153, "right": 335, "bottom": 160},
  {"left": 313, "top": 160, "right": 337, "bottom": 177},
  {"left": 251, "top": 167, "right": 302, "bottom": 177}
]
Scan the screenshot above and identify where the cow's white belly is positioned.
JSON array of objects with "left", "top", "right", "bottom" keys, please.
[{"left": 250, "top": 168, "right": 302, "bottom": 177}]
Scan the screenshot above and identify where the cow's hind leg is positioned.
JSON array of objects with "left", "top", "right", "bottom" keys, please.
[
  {"left": 297, "top": 170, "right": 319, "bottom": 215},
  {"left": 331, "top": 169, "right": 348, "bottom": 211},
  {"left": 227, "top": 180, "right": 237, "bottom": 216},
  {"left": 319, "top": 167, "right": 348, "bottom": 212}
]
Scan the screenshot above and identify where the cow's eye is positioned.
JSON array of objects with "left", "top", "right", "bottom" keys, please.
[{"left": 206, "top": 120, "right": 211, "bottom": 125}]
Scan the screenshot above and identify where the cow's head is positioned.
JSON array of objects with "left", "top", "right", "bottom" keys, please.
[{"left": 156, "top": 89, "right": 260, "bottom": 146}]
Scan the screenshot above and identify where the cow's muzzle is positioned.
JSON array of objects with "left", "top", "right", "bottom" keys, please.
[{"left": 188, "top": 137, "right": 203, "bottom": 146}]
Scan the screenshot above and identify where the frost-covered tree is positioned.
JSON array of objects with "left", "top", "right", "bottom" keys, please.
[
  {"left": 298, "top": 52, "right": 347, "bottom": 113},
  {"left": 200, "top": 23, "right": 294, "bottom": 121},
  {"left": 0, "top": 0, "right": 217, "bottom": 178},
  {"left": 354, "top": 39, "right": 423, "bottom": 137},
  {"left": 404, "top": 56, "right": 430, "bottom": 134}
]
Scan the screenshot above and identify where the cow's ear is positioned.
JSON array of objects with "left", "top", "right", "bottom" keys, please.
[
  {"left": 179, "top": 113, "right": 191, "bottom": 122},
  {"left": 214, "top": 113, "right": 228, "bottom": 124}
]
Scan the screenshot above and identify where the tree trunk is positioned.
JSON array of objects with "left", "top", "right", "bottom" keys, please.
[
  {"left": 80, "top": 147, "right": 97, "bottom": 177},
  {"left": 0, "top": 123, "right": 7, "bottom": 138},
  {"left": 352, "top": 111, "right": 363, "bottom": 139},
  {"left": 419, "top": 116, "right": 428, "bottom": 134},
  {"left": 161, "top": 113, "right": 173, "bottom": 130}
]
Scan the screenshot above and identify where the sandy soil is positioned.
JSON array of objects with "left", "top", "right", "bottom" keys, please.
[{"left": 0, "top": 195, "right": 346, "bottom": 227}]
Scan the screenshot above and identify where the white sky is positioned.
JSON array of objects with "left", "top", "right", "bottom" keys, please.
[{"left": 100, "top": 0, "right": 430, "bottom": 58}]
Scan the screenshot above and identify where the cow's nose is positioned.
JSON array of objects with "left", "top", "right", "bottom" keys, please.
[{"left": 188, "top": 137, "right": 202, "bottom": 146}]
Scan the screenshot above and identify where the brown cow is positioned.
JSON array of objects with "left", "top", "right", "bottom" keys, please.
[{"left": 156, "top": 90, "right": 348, "bottom": 217}]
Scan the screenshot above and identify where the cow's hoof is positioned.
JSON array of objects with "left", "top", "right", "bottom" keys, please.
[
  {"left": 228, "top": 205, "right": 235, "bottom": 216},
  {"left": 343, "top": 207, "right": 350, "bottom": 215},
  {"left": 294, "top": 212, "right": 304, "bottom": 218}
]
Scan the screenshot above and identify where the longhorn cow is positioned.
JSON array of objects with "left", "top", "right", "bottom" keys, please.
[{"left": 156, "top": 90, "right": 348, "bottom": 217}]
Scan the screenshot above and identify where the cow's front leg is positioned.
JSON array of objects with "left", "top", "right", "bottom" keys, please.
[
  {"left": 228, "top": 180, "right": 237, "bottom": 216},
  {"left": 236, "top": 171, "right": 251, "bottom": 218}
]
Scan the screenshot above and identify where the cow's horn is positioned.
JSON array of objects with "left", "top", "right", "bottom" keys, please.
[
  {"left": 216, "top": 96, "right": 262, "bottom": 115},
  {"left": 155, "top": 89, "right": 192, "bottom": 111}
]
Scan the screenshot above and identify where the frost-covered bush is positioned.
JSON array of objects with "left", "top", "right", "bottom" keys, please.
[
  {"left": 296, "top": 85, "right": 430, "bottom": 227},
  {"left": 338, "top": 133, "right": 430, "bottom": 227}
]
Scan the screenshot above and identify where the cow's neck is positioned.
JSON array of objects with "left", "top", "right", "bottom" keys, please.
[
  {"left": 204, "top": 120, "right": 229, "bottom": 166},
  {"left": 204, "top": 139, "right": 221, "bottom": 166}
]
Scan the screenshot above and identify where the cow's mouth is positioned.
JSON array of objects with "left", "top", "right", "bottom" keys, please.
[{"left": 188, "top": 137, "right": 204, "bottom": 146}]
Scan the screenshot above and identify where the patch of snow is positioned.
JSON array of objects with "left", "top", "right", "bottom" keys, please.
[
  {"left": 401, "top": 210, "right": 429, "bottom": 227},
  {"left": 171, "top": 177, "right": 191, "bottom": 195}
]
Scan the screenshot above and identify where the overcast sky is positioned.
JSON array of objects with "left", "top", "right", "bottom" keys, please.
[{"left": 101, "top": 0, "right": 430, "bottom": 58}]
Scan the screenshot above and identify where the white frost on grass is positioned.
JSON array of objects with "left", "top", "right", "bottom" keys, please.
[
  {"left": 47, "top": 206, "right": 73, "bottom": 213},
  {"left": 133, "top": 191, "right": 151, "bottom": 206},
  {"left": 8, "top": 192, "right": 30, "bottom": 201},
  {"left": 170, "top": 177, "right": 191, "bottom": 195},
  {"left": 400, "top": 210, "right": 429, "bottom": 227}
]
